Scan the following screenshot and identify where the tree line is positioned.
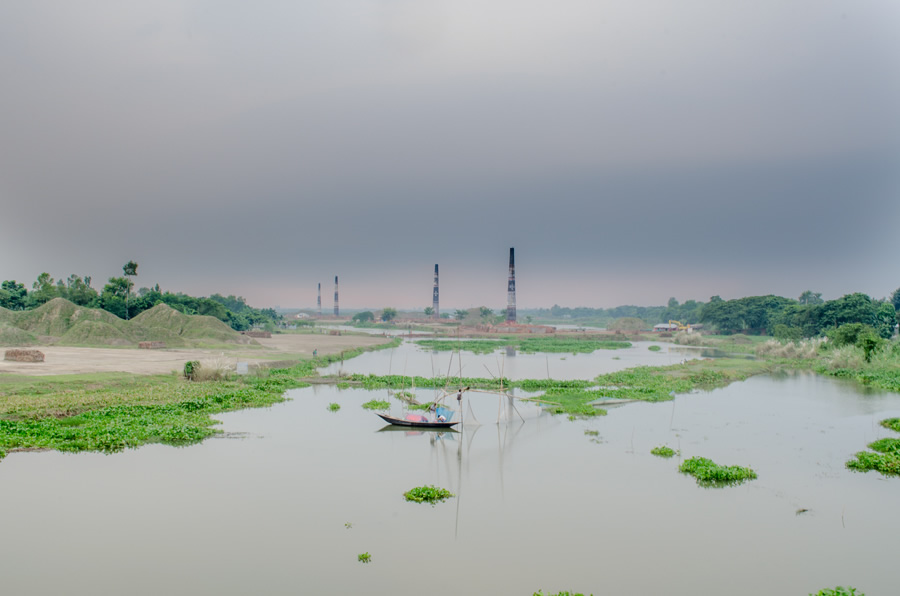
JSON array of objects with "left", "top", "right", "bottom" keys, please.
[
  {"left": 0, "top": 262, "right": 282, "bottom": 331},
  {"left": 538, "top": 289, "right": 900, "bottom": 339}
]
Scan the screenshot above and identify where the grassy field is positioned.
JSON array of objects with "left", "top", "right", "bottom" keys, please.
[{"left": 0, "top": 338, "right": 401, "bottom": 461}]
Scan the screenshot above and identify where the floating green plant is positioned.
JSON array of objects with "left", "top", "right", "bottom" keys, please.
[
  {"left": 809, "top": 587, "right": 864, "bottom": 596},
  {"left": 403, "top": 485, "right": 454, "bottom": 504},
  {"left": 327, "top": 403, "right": 341, "bottom": 412},
  {"left": 651, "top": 445, "right": 676, "bottom": 458},
  {"left": 846, "top": 417, "right": 900, "bottom": 476},
  {"left": 361, "top": 399, "right": 390, "bottom": 410},
  {"left": 648, "top": 345, "right": 661, "bottom": 352},
  {"left": 357, "top": 552, "right": 371, "bottom": 563},
  {"left": 679, "top": 456, "right": 757, "bottom": 487}
]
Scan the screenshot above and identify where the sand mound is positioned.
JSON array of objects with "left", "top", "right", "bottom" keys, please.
[
  {"left": 12, "top": 298, "right": 125, "bottom": 336},
  {"left": 58, "top": 320, "right": 137, "bottom": 347},
  {"left": 0, "top": 322, "right": 38, "bottom": 346},
  {"left": 131, "top": 304, "right": 254, "bottom": 344},
  {"left": 0, "top": 299, "right": 255, "bottom": 348}
]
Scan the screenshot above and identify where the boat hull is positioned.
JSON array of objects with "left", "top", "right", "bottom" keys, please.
[{"left": 375, "top": 413, "right": 459, "bottom": 429}]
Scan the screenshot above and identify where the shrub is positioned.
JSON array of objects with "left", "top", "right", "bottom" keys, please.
[
  {"left": 673, "top": 331, "right": 703, "bottom": 346},
  {"left": 772, "top": 324, "right": 803, "bottom": 342},
  {"left": 828, "top": 323, "right": 877, "bottom": 347}
]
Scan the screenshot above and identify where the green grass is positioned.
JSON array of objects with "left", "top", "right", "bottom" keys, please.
[
  {"left": 651, "top": 445, "right": 676, "bottom": 458},
  {"left": 679, "top": 456, "right": 758, "bottom": 487},
  {"left": 0, "top": 339, "right": 401, "bottom": 461},
  {"left": 403, "top": 485, "right": 454, "bottom": 504}
]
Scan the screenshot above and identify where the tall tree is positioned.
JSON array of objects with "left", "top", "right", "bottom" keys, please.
[
  {"left": 29, "top": 272, "right": 58, "bottom": 306},
  {"left": 122, "top": 261, "right": 138, "bottom": 319},
  {"left": 0, "top": 280, "right": 28, "bottom": 310},
  {"left": 454, "top": 309, "right": 468, "bottom": 321},
  {"left": 799, "top": 290, "right": 823, "bottom": 305},
  {"left": 891, "top": 287, "right": 900, "bottom": 312},
  {"left": 380, "top": 307, "right": 397, "bottom": 322}
]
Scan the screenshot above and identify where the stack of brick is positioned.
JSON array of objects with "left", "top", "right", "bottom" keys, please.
[{"left": 4, "top": 349, "right": 45, "bottom": 362}]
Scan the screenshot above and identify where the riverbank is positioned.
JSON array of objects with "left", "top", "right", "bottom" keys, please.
[{"left": 0, "top": 331, "right": 392, "bottom": 376}]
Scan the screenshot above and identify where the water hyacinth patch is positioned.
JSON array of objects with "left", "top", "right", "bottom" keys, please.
[
  {"left": 327, "top": 403, "right": 341, "bottom": 412},
  {"left": 361, "top": 399, "right": 390, "bottom": 410},
  {"left": 809, "top": 587, "right": 864, "bottom": 596},
  {"left": 651, "top": 445, "right": 676, "bottom": 458},
  {"left": 679, "top": 456, "right": 757, "bottom": 487},
  {"left": 846, "top": 417, "right": 900, "bottom": 476},
  {"left": 403, "top": 485, "right": 454, "bottom": 504}
]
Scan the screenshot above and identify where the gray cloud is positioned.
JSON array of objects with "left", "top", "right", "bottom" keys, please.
[{"left": 2, "top": 1, "right": 899, "bottom": 309}]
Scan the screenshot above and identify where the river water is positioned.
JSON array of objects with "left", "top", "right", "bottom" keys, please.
[
  {"left": 0, "top": 350, "right": 898, "bottom": 595},
  {"left": 319, "top": 339, "right": 725, "bottom": 380}
]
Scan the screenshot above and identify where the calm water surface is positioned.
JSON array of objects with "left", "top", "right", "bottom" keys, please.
[
  {"left": 319, "top": 339, "right": 719, "bottom": 380},
  {"left": 1, "top": 372, "right": 898, "bottom": 595}
]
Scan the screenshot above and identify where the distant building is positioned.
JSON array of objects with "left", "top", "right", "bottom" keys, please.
[{"left": 653, "top": 323, "right": 680, "bottom": 332}]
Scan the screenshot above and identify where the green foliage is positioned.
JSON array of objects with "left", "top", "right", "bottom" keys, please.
[
  {"left": 423, "top": 306, "right": 434, "bottom": 316},
  {"left": 846, "top": 417, "right": 900, "bottom": 476},
  {"left": 380, "top": 307, "right": 397, "bottom": 322},
  {"left": 828, "top": 323, "right": 877, "bottom": 347},
  {"left": 183, "top": 361, "right": 200, "bottom": 380},
  {"left": 454, "top": 309, "right": 468, "bottom": 321},
  {"left": 679, "top": 456, "right": 758, "bottom": 487},
  {"left": 846, "top": 451, "right": 900, "bottom": 476},
  {"left": 772, "top": 324, "right": 803, "bottom": 342},
  {"left": 647, "top": 345, "right": 661, "bottom": 352},
  {"left": 0, "top": 280, "right": 28, "bottom": 310},
  {"left": 0, "top": 382, "right": 288, "bottom": 459},
  {"left": 352, "top": 311, "right": 375, "bottom": 323},
  {"left": 809, "top": 586, "right": 864, "bottom": 596},
  {"left": 798, "top": 290, "right": 824, "bottom": 305},
  {"left": 361, "top": 399, "right": 390, "bottom": 410},
  {"left": 651, "top": 445, "right": 676, "bottom": 458},
  {"left": 357, "top": 552, "right": 371, "bottom": 563},
  {"left": 327, "top": 403, "right": 341, "bottom": 412},
  {"left": 881, "top": 418, "right": 900, "bottom": 433},
  {"left": 700, "top": 294, "right": 795, "bottom": 334},
  {"left": 403, "top": 485, "right": 454, "bottom": 504}
]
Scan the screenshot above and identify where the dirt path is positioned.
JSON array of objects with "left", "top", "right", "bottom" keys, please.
[{"left": 0, "top": 333, "right": 391, "bottom": 376}]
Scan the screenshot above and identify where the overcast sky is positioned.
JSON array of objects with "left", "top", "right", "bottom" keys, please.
[{"left": 2, "top": 1, "right": 899, "bottom": 310}]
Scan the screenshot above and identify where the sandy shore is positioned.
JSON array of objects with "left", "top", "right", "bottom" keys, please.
[{"left": 0, "top": 333, "right": 391, "bottom": 377}]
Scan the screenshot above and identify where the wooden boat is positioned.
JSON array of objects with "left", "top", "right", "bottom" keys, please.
[{"left": 375, "top": 413, "right": 459, "bottom": 429}]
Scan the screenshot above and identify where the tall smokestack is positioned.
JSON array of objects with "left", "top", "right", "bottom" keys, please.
[
  {"left": 432, "top": 264, "right": 439, "bottom": 319},
  {"left": 317, "top": 283, "right": 321, "bottom": 315},
  {"left": 333, "top": 276, "right": 339, "bottom": 317},
  {"left": 506, "top": 247, "right": 516, "bottom": 323}
]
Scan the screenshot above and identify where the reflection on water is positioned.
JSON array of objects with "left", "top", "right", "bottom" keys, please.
[
  {"left": 319, "top": 339, "right": 736, "bottom": 380},
  {"left": 0, "top": 374, "right": 898, "bottom": 595}
]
